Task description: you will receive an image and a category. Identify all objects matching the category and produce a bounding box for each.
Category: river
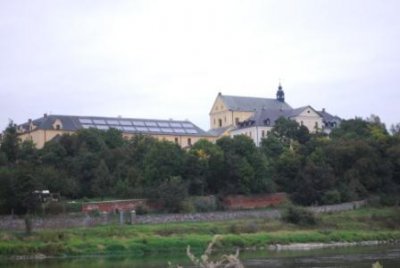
[1,244,399,267]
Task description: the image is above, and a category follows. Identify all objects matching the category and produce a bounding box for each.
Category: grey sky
[1,0,399,131]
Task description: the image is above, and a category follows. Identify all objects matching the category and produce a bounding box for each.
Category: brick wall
[82,199,147,213]
[222,193,287,210]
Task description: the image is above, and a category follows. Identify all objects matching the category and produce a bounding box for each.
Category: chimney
[44,113,48,118]
[322,108,326,113]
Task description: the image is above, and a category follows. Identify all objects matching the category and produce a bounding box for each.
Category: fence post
[119,211,124,225]
[101,211,108,225]
[131,210,136,224]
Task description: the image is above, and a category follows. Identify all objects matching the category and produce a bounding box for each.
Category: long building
[17,114,215,149]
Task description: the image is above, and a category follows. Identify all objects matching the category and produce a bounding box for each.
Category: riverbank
[0,207,399,259]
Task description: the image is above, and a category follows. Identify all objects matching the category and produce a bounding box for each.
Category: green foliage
[144,141,185,186]
[0,122,19,163]
[283,206,318,226]
[216,136,274,195]
[155,176,189,213]
[1,115,400,212]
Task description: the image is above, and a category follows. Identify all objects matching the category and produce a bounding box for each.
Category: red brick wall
[82,199,147,213]
[222,193,287,210]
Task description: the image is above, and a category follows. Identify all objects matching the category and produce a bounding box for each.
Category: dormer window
[52,119,63,130]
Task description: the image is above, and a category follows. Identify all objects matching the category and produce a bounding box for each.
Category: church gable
[296,106,321,118]
[209,94,227,114]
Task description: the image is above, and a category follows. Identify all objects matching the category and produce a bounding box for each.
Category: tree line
[1,115,400,214]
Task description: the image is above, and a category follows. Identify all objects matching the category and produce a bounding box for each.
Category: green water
[1,244,399,267]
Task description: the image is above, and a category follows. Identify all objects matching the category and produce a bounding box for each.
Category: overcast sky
[1,0,399,131]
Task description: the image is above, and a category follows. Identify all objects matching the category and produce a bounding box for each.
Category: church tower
[276,83,285,102]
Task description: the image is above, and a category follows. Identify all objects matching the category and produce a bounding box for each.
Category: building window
[300,121,304,126]
[249,131,252,137]
[218,119,222,127]
[235,118,239,125]
[55,124,61,130]
[261,130,265,137]
[175,137,178,143]
[188,138,192,146]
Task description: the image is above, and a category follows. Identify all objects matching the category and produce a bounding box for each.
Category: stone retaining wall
[0,200,366,231]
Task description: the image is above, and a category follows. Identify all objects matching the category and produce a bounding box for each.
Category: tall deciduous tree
[0,121,19,163]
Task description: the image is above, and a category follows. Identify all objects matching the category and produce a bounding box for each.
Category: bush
[180,200,196,213]
[135,204,149,215]
[65,201,82,213]
[155,176,189,213]
[283,206,318,226]
[321,190,341,205]
[44,202,65,215]
[379,194,400,206]
[192,196,217,212]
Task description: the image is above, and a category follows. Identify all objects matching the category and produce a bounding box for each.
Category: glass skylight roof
[149,127,161,132]
[170,122,182,127]
[133,121,145,126]
[79,118,93,124]
[182,123,193,128]
[185,129,198,134]
[82,124,95,129]
[174,128,185,133]
[119,120,132,126]
[145,121,157,127]
[123,126,136,131]
[77,117,204,136]
[158,122,170,127]
[113,126,124,131]
[136,127,148,132]
[93,119,106,124]
[161,128,173,132]
[107,120,119,125]
[96,125,109,130]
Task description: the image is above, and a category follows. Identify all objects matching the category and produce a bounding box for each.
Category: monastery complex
[15,85,341,148]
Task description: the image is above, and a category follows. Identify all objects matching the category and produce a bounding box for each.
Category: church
[208,84,341,146]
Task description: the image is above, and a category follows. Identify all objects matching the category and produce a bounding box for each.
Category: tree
[91,160,112,199]
[390,123,400,137]
[188,139,224,195]
[103,128,125,149]
[216,136,274,195]
[143,140,185,187]
[0,121,19,163]
[155,176,188,213]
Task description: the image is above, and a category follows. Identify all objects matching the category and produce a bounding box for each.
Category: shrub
[192,196,217,212]
[379,194,399,206]
[283,206,318,226]
[44,202,65,215]
[321,190,341,205]
[180,200,196,213]
[65,201,82,213]
[135,204,149,215]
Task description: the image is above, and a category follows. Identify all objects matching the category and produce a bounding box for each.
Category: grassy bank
[0,207,399,258]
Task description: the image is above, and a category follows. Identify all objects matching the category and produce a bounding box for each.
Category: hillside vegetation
[1,115,400,214]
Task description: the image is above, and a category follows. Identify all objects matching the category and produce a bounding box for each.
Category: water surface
[2,244,399,268]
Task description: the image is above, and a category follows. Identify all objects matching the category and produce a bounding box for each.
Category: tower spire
[276,83,285,102]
